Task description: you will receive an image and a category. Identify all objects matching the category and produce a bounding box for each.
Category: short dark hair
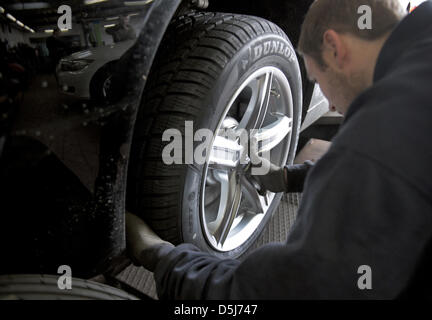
[298,0,406,69]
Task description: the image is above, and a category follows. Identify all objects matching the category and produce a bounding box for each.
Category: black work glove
[126,212,175,272]
[250,157,314,194]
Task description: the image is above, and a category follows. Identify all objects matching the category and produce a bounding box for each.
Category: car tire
[0,274,138,300]
[127,12,302,258]
[89,62,117,105]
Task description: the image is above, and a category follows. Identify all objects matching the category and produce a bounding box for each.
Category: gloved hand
[126,212,175,272]
[249,157,314,194]
[248,157,288,194]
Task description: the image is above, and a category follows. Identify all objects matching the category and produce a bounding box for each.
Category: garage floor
[115,193,301,299]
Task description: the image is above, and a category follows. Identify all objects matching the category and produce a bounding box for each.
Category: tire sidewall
[180,33,302,258]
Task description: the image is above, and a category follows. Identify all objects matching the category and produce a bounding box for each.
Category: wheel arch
[75,0,184,277]
[89,60,118,100]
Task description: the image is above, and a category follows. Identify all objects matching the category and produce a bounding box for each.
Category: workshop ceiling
[0,0,149,32]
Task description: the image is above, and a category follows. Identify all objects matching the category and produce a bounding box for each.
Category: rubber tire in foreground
[127,12,302,258]
[0,274,138,300]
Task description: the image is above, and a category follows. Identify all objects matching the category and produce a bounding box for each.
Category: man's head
[298,0,406,114]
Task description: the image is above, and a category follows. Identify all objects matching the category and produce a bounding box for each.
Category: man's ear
[322,30,347,70]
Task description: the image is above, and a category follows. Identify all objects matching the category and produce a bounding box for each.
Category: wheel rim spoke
[207,170,230,233]
[251,115,292,153]
[209,170,242,247]
[238,71,274,131]
[240,175,265,214]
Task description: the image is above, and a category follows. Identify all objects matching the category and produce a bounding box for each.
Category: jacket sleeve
[284,161,314,193]
[153,146,432,299]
